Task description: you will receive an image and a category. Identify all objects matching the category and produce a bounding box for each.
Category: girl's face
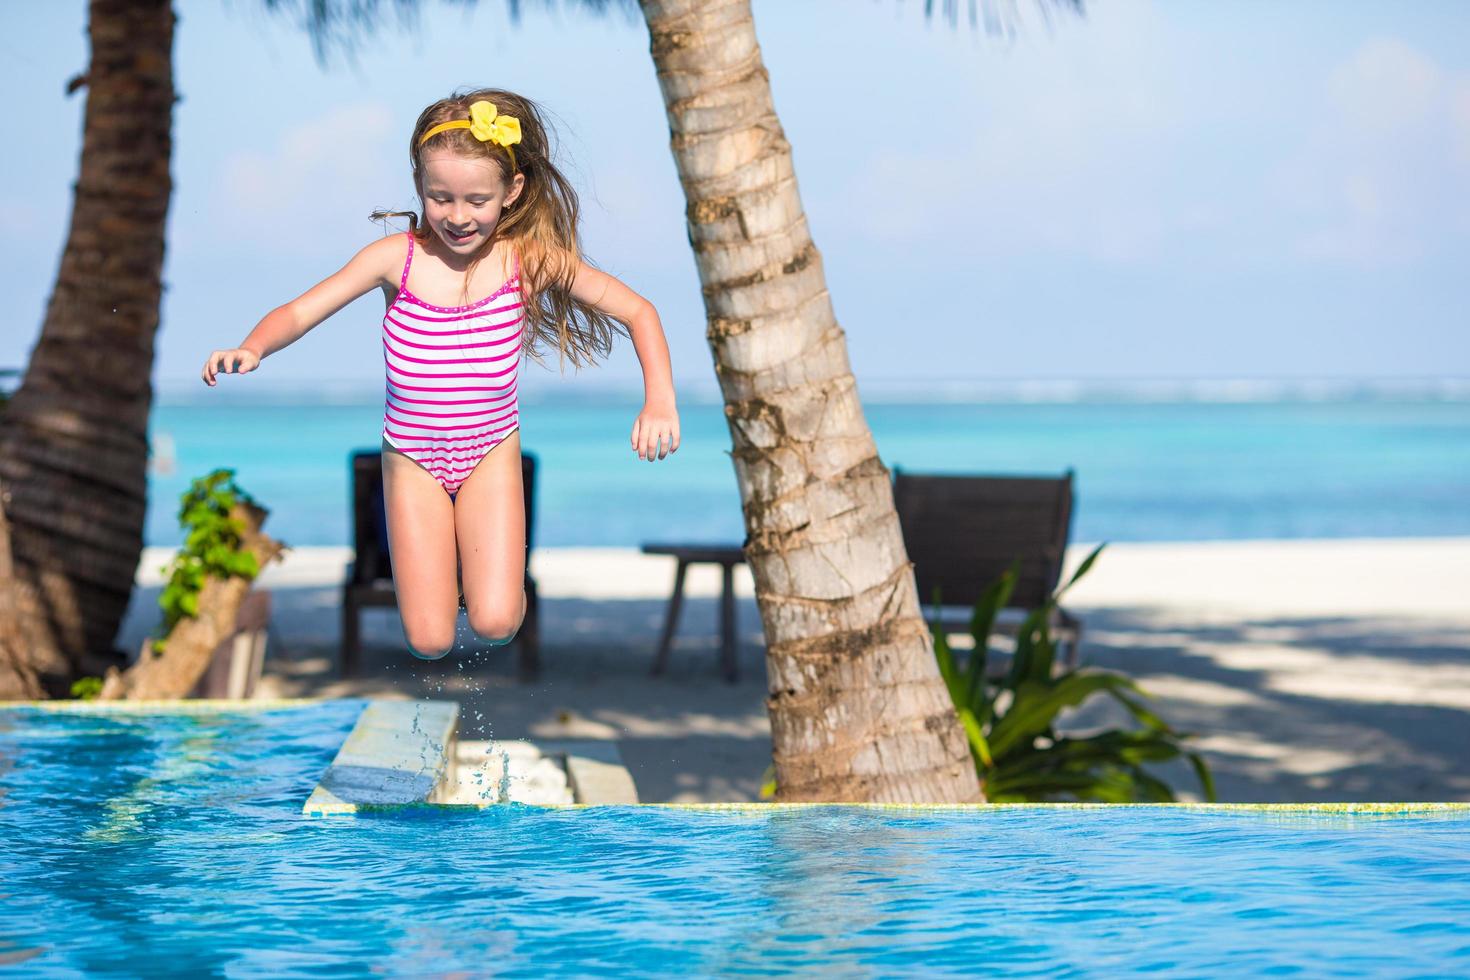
[419,151,523,256]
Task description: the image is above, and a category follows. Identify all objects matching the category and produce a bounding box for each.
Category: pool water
[3,702,1469,975]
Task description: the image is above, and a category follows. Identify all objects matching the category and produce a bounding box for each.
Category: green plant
[758,764,777,800]
[70,676,104,700]
[150,469,264,656]
[932,544,1216,803]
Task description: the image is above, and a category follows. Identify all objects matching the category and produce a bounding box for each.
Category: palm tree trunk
[0,501,45,699]
[639,0,982,802]
[0,0,175,698]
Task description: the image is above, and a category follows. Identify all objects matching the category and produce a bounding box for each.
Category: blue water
[4,703,1470,975]
[142,393,1470,548]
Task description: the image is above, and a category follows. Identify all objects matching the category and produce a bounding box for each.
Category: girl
[201,89,679,660]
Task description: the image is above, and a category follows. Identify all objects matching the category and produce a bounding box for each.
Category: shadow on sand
[116,584,1470,804]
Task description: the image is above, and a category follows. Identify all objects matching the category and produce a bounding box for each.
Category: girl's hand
[201,348,261,386]
[632,401,680,461]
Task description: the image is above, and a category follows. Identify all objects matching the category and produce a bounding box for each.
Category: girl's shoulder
[353,232,414,285]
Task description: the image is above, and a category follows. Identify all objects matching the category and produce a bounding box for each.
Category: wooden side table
[641,543,747,683]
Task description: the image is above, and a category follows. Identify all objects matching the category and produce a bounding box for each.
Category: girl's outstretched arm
[570,262,679,462]
[201,236,400,385]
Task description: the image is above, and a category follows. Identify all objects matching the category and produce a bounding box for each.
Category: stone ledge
[448,740,573,805]
[443,739,639,805]
[303,700,458,816]
[538,740,640,805]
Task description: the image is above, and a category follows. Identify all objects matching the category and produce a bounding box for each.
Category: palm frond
[258,0,640,65]
[916,0,1086,37]
[262,0,1086,66]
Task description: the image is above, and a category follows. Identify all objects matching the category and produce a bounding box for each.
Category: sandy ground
[118,539,1470,804]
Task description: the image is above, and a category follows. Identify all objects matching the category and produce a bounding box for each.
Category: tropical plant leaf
[987,767,1137,803]
[1186,751,1218,802]
[995,730,1184,778]
[931,539,1213,805]
[929,592,967,710]
[1005,605,1049,688]
[758,764,777,800]
[988,672,1146,758]
[1124,764,1178,802]
[1055,542,1106,600]
[957,706,993,768]
[1023,608,1057,687]
[1107,688,1173,733]
[963,561,1016,703]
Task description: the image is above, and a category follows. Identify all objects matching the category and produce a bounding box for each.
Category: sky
[2,0,1467,397]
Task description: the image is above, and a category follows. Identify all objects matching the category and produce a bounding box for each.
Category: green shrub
[150,469,264,656]
[69,676,104,700]
[932,545,1216,803]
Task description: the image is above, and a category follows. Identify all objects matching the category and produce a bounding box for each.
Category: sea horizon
[137,384,1470,550]
[150,374,1470,407]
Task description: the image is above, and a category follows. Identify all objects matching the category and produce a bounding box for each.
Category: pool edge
[0,697,330,713]
[5,701,1466,816]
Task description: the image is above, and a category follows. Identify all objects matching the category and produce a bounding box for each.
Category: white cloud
[830,23,1470,272]
[826,0,1193,265]
[212,102,402,248]
[1452,79,1470,165]
[1326,38,1440,135]
[1268,36,1470,265]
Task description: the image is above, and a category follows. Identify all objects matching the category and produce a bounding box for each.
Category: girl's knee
[402,622,455,660]
[467,601,525,646]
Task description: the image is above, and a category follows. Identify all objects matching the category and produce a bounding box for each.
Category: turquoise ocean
[143,384,1470,549]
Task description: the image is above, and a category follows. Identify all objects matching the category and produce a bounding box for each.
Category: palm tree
[0,0,1079,803]
[0,0,174,699]
[637,0,982,801]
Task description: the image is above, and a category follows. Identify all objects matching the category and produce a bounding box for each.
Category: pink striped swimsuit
[381,232,523,495]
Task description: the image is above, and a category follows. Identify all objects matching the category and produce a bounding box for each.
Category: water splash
[493,746,511,803]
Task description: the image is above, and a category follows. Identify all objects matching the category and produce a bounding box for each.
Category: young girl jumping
[201,89,679,660]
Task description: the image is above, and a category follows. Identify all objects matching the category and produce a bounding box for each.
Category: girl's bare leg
[454,428,528,645]
[380,437,460,659]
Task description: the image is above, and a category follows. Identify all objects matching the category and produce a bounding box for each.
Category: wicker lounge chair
[892,467,1083,669]
[340,449,541,680]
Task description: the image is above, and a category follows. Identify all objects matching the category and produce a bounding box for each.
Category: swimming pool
[3,701,1469,975]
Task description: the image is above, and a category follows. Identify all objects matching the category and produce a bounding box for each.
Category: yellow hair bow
[419,100,522,171]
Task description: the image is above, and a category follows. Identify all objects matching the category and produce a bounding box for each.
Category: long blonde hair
[372,88,626,370]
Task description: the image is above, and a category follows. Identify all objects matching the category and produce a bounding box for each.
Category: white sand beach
[119,538,1470,803]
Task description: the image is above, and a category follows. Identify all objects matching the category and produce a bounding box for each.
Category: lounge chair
[892,468,1083,669]
[340,450,541,680]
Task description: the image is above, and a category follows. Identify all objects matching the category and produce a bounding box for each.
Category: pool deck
[299,701,640,814]
[110,539,1470,805]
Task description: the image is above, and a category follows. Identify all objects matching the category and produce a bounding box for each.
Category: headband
[419,100,522,172]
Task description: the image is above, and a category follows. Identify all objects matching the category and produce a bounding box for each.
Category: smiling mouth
[446,228,476,242]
